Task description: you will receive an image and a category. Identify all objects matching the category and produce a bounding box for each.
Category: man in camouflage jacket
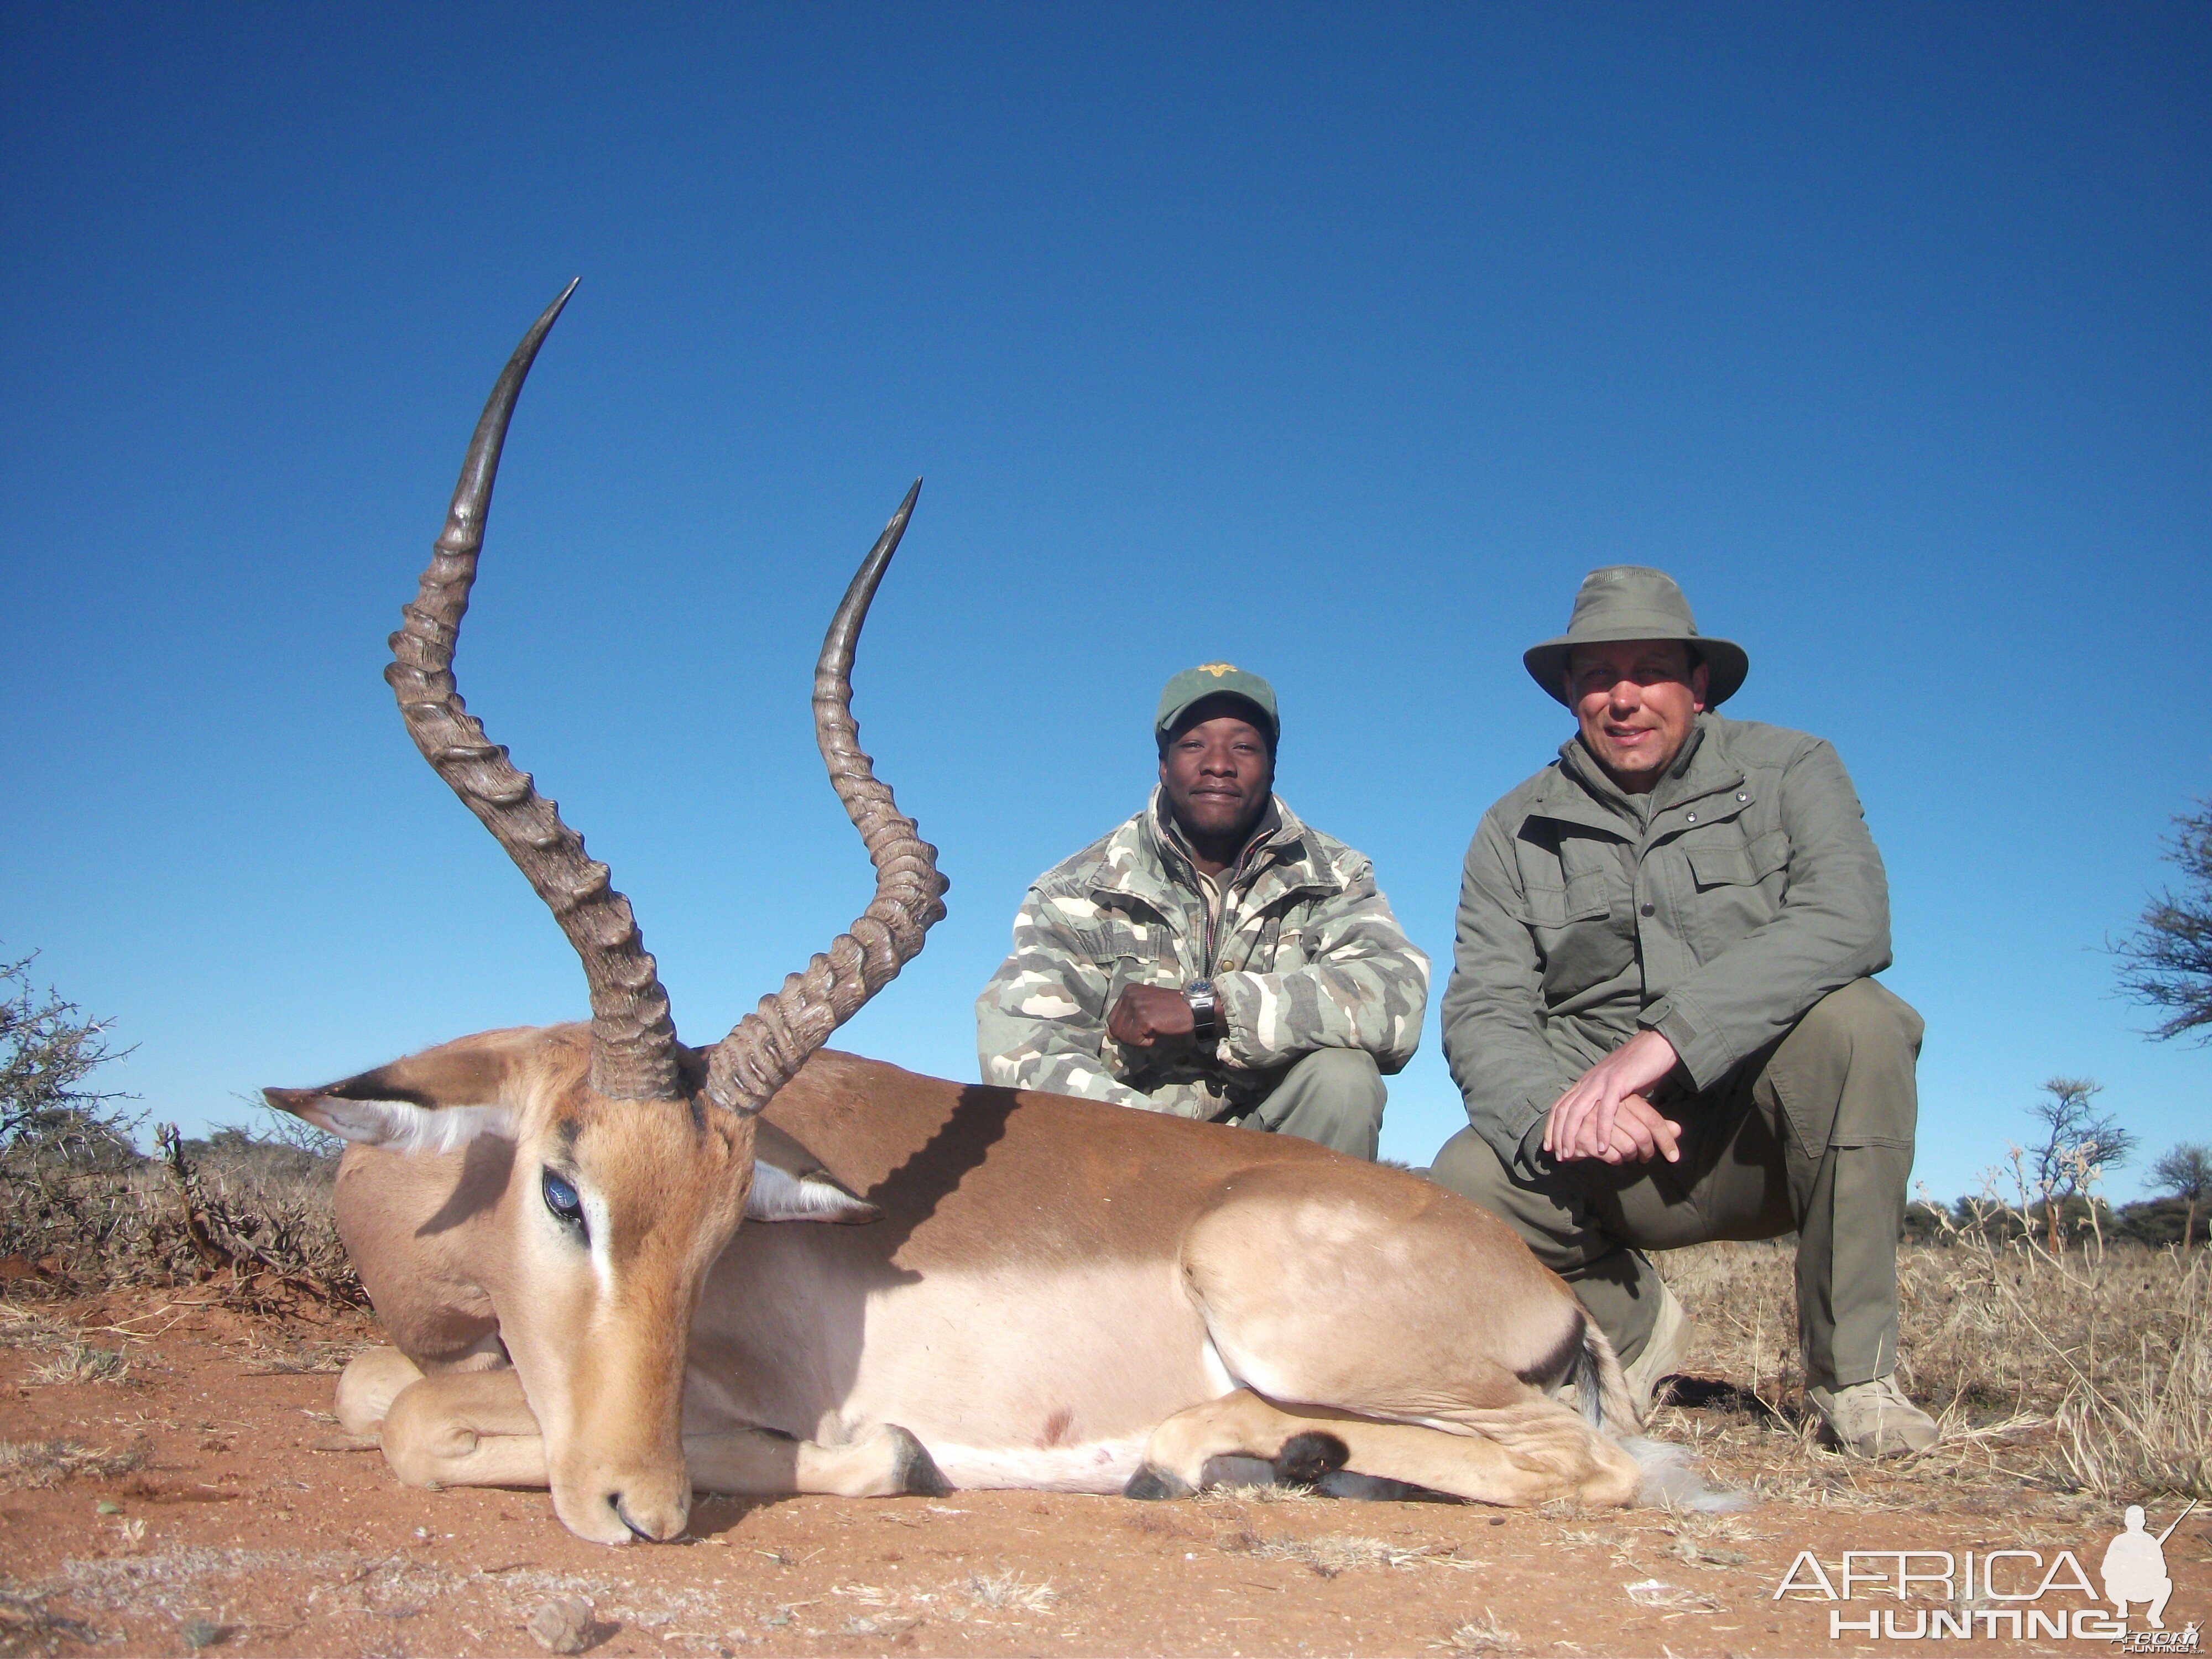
[975,665,1428,1157]
[1431,566,1936,1457]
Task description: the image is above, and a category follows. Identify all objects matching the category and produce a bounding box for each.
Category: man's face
[1566,639,1708,791]
[1159,707,1274,845]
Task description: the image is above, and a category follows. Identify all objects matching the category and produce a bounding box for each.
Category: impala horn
[388,282,947,1110]
[385,279,683,1102]
[704,481,948,1115]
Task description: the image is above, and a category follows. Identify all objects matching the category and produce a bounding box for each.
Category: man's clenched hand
[1543,1029,1684,1165]
[1108,984,1197,1047]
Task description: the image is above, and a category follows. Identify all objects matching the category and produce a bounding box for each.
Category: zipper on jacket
[1196,832,1272,975]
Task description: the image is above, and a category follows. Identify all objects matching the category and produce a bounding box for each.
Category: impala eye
[541,1168,586,1234]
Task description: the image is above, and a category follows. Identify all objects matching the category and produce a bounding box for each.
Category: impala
[268,286,1675,1546]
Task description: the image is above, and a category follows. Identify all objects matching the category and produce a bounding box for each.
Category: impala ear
[264,1091,514,1154]
[744,1121,880,1223]
[263,1029,540,1154]
[745,1160,881,1224]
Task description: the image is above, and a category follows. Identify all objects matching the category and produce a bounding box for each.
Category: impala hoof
[1123,1464,1194,1501]
[888,1427,949,1498]
[1271,1431,1348,1487]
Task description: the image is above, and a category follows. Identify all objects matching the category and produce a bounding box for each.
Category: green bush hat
[1155,663,1280,751]
[1522,565,1750,708]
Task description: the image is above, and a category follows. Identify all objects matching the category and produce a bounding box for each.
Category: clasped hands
[1542,1028,1685,1166]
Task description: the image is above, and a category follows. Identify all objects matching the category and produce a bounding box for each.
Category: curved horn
[385,281,684,1103]
[705,483,949,1115]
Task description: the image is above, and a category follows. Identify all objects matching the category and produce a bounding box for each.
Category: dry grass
[959,1570,1058,1613]
[1195,1479,1320,1505]
[1249,1533,1402,1575]
[0,1307,76,1350]
[234,1337,358,1375]
[1662,1233,2210,1500]
[0,1587,98,1659]
[1436,1610,1522,1654]
[24,1342,127,1386]
[0,1125,361,1306]
[1211,1521,1481,1577]
[0,1436,150,1490]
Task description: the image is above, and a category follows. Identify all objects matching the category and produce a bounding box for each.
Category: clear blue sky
[3,4,2205,1202]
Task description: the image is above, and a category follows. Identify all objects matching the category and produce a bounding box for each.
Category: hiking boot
[1807,1375,1938,1457]
[1620,1282,1693,1420]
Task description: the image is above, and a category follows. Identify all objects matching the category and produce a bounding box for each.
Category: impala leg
[1128,1389,1641,1509]
[335,1347,427,1436]
[686,1425,948,1499]
[380,1369,550,1490]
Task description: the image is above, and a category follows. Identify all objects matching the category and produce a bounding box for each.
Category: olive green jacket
[1441,713,1892,1170]
[977,789,1430,1119]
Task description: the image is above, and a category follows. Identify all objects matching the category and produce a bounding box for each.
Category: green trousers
[1227,1047,1386,1160]
[1428,979,1922,1389]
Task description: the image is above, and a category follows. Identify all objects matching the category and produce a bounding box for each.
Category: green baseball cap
[1155,663,1279,749]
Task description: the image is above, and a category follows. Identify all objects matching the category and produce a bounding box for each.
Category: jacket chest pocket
[1218,910,1293,977]
[1073,914,1185,997]
[1521,838,1635,1004]
[1677,826,1788,961]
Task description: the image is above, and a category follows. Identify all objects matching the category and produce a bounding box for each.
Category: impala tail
[1568,1323,1751,1512]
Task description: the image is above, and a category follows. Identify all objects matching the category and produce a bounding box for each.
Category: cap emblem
[1197,662,1238,677]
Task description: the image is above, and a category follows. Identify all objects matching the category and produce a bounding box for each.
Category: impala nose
[611,1490,688,1543]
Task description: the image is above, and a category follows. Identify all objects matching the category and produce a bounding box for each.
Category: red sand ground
[2,1287,2204,1658]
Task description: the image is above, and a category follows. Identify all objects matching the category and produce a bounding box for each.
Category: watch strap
[1185,979,1219,1041]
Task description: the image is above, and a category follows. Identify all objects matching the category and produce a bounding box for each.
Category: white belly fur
[690,1252,1228,1485]
[928,1330,1243,1493]
[838,1260,1214,1438]
[926,1437,1151,1494]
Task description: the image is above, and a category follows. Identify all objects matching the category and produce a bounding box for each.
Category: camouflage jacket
[975,789,1430,1119]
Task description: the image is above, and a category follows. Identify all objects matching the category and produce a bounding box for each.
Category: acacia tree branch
[2115,799,2212,1041]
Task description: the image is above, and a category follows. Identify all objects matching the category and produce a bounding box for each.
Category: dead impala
[268,285,1671,1546]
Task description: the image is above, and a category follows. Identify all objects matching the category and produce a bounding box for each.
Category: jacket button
[1640,902,1655,917]
[1685,812,1697,823]
[1736,791,1747,802]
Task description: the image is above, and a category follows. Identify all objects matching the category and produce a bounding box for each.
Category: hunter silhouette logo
[2105,1500,2195,1629]
[1196,662,1239,676]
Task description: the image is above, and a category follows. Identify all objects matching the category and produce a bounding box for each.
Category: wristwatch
[1185,979,1219,1041]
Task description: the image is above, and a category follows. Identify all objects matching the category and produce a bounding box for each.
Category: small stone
[96,1500,123,1515]
[180,1620,222,1650]
[528,1595,593,1654]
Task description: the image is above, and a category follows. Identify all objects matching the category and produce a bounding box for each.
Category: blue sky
[2,3,2205,1202]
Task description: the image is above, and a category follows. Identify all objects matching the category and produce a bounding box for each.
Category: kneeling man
[1431,567,1934,1454]
[978,665,1428,1156]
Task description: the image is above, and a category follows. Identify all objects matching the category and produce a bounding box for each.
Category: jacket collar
[1084,788,1341,915]
[1155,789,1285,874]
[1534,714,1749,836]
